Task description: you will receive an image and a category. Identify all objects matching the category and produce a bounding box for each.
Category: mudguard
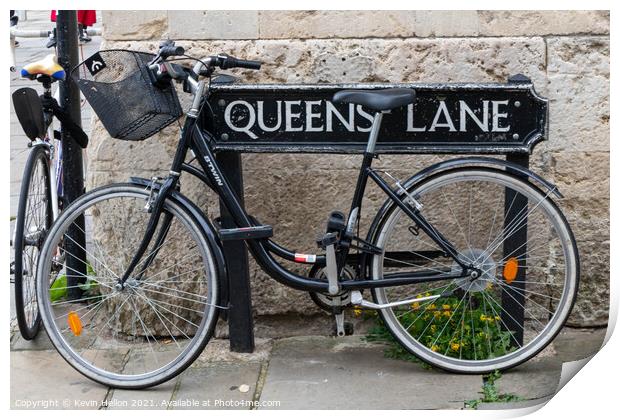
[128,177,228,307]
[398,157,562,199]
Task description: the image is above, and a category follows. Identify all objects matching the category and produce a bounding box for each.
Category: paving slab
[258,335,483,409]
[491,327,607,403]
[493,358,561,401]
[551,327,606,362]
[171,362,263,410]
[11,350,110,409]
[107,379,179,410]
[11,328,55,351]
[193,338,273,365]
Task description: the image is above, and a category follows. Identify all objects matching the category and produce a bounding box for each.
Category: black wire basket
[72,50,183,141]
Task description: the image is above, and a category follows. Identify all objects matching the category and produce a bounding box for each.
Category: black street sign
[205,79,547,154]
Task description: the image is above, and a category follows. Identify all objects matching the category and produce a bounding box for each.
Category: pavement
[10,326,606,410]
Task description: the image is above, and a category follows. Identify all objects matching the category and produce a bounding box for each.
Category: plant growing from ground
[465,370,522,409]
[364,292,516,365]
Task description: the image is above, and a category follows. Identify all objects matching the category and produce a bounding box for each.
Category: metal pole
[216,152,255,353]
[56,11,85,299]
[501,152,528,347]
[500,74,532,347]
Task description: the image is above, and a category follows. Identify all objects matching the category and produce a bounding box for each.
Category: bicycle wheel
[14,145,52,340]
[36,183,220,389]
[368,168,579,373]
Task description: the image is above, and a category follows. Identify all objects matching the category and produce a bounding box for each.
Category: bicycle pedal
[219,225,273,241]
[316,231,338,249]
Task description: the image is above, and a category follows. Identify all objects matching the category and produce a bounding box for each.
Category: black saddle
[332,88,416,112]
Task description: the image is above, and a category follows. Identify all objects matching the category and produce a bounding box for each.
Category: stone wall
[91,10,609,330]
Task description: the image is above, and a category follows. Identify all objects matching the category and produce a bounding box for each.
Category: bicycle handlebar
[149,44,262,88]
[212,54,262,70]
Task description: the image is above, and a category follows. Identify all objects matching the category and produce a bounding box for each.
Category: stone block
[549,152,610,201]
[414,11,480,37]
[168,10,258,40]
[102,10,168,40]
[546,37,609,152]
[478,11,609,36]
[258,10,416,39]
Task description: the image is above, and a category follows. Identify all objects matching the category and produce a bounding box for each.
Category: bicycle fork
[116,175,178,290]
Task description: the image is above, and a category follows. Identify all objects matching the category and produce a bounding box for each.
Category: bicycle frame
[119,82,475,294]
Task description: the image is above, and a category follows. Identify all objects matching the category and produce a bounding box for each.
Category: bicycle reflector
[503,258,519,284]
[67,311,83,336]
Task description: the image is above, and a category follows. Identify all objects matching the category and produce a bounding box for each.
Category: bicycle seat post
[366,111,385,154]
[36,75,53,97]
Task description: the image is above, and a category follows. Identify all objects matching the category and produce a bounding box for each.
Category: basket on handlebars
[71,50,183,141]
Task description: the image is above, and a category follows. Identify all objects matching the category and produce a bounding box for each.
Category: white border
[3,1,615,418]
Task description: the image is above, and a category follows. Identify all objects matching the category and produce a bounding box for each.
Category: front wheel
[36,183,220,389]
[368,168,579,373]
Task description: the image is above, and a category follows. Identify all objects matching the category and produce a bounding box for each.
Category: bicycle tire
[36,183,220,389]
[14,145,52,340]
[368,167,579,373]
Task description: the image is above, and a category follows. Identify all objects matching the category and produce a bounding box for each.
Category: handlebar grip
[160,45,185,58]
[234,59,262,70]
[217,54,262,70]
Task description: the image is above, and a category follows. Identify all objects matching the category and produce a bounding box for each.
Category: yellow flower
[425,292,431,297]
[428,304,436,310]
[450,343,460,351]
[416,294,423,299]
[353,308,362,317]
[480,314,487,321]
[433,311,442,318]
[411,302,420,310]
[494,315,501,321]
[442,304,451,310]
[431,325,437,333]
[431,345,440,352]
[443,310,451,317]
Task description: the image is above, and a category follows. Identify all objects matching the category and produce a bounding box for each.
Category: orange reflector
[68,311,82,336]
[503,258,519,284]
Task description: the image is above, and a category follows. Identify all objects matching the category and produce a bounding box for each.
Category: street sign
[206,78,547,154]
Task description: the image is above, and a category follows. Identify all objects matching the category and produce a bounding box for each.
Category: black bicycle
[36,42,579,389]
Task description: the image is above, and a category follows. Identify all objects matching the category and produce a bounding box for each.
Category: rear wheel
[369,168,579,373]
[14,145,52,340]
[36,184,220,389]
